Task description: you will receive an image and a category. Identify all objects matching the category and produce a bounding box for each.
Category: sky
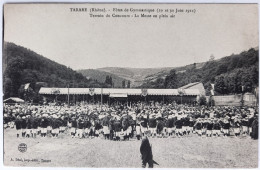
[4,3,259,70]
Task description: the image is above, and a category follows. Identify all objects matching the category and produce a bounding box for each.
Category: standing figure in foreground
[140,136,154,168]
[251,114,258,140]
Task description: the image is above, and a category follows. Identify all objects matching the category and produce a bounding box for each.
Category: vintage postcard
[2,2,259,168]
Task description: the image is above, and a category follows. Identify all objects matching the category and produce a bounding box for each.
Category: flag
[89,88,95,96]
[210,84,214,90]
[210,89,214,96]
[210,84,215,96]
[24,83,30,90]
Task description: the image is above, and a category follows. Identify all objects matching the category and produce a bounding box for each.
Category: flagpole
[101,87,103,107]
[68,84,70,107]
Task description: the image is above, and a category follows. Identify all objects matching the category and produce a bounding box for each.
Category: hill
[141,62,206,85]
[140,47,259,95]
[85,63,206,87]
[4,41,258,99]
[78,67,176,87]
[98,67,175,87]
[77,69,127,88]
[3,42,105,100]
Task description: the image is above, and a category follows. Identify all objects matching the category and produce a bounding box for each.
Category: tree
[127,80,131,88]
[3,42,107,99]
[105,75,110,86]
[216,64,228,75]
[154,78,165,88]
[199,96,207,106]
[5,56,25,97]
[209,54,215,61]
[214,76,227,94]
[3,76,13,98]
[164,69,178,88]
[208,96,215,106]
[204,82,212,96]
[122,80,126,88]
[105,76,113,87]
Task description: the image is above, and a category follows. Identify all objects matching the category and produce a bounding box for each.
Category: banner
[141,89,148,96]
[89,88,95,96]
[51,88,60,95]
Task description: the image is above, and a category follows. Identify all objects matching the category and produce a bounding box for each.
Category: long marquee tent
[39,87,200,96]
[39,87,201,104]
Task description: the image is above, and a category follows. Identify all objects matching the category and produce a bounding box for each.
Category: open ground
[4,129,258,168]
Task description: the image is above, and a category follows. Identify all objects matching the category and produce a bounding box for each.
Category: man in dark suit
[251,114,258,140]
[140,136,154,168]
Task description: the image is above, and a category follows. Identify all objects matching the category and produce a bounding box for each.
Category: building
[4,97,25,104]
[179,82,206,96]
[39,87,201,105]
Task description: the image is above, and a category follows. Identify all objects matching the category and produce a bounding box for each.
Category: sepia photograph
[2,2,259,168]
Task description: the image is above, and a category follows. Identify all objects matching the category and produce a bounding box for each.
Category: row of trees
[104,76,114,87]
[122,80,131,88]
[3,42,105,100]
[104,75,131,88]
[140,48,259,95]
[214,65,258,94]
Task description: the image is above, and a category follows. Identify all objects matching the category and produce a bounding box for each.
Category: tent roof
[109,93,128,98]
[179,82,202,89]
[39,87,200,96]
[4,97,25,103]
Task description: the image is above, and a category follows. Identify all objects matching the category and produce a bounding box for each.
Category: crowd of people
[3,101,259,140]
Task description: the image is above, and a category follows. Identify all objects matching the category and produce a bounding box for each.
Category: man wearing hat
[14,115,22,138]
[84,117,92,138]
[40,116,49,137]
[175,114,183,137]
[148,114,157,137]
[46,115,52,136]
[241,117,249,136]
[77,117,85,139]
[212,118,221,137]
[59,115,67,133]
[201,118,208,136]
[248,114,255,136]
[51,115,61,138]
[21,116,27,138]
[223,117,230,137]
[188,117,195,135]
[156,117,165,137]
[182,115,190,136]
[251,114,258,139]
[71,117,77,138]
[136,115,142,140]
[102,116,110,140]
[140,115,148,137]
[194,118,202,137]
[36,114,42,135]
[31,115,39,138]
[114,118,122,141]
[166,115,174,137]
[140,136,154,168]
[233,116,241,137]
[206,118,214,137]
[108,117,115,140]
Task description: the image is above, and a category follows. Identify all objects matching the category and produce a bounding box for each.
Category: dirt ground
[3,128,258,168]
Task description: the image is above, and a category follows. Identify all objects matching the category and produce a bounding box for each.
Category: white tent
[4,97,25,103]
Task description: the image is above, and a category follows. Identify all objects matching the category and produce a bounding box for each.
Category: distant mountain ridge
[78,46,258,95]
[78,63,206,87]
[78,67,175,87]
[77,69,127,88]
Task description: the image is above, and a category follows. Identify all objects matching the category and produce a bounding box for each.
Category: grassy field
[4,128,258,168]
